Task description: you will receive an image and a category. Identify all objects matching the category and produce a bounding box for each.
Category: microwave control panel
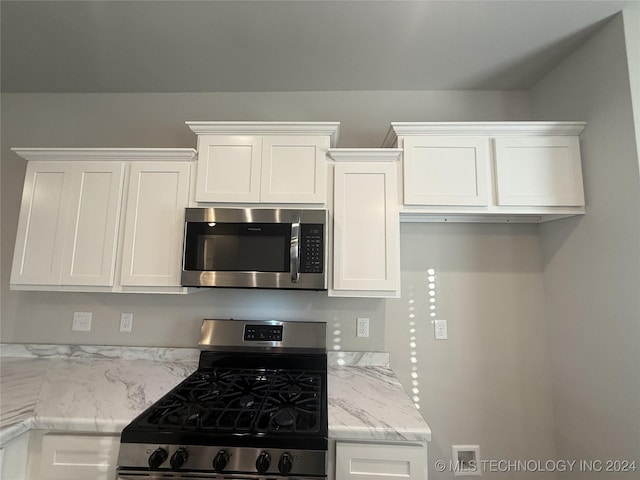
[300,224,324,273]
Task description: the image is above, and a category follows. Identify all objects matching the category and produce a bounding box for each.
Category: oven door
[117,470,326,479]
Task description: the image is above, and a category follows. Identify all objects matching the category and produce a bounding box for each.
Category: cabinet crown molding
[11,148,197,162]
[185,121,340,147]
[382,121,587,147]
[329,148,402,162]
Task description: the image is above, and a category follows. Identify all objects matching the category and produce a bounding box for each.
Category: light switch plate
[72,312,92,331]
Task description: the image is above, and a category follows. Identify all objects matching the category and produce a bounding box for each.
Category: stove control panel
[119,444,326,476]
[244,325,283,342]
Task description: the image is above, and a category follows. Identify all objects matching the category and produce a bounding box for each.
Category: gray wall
[386,223,556,480]
[530,13,640,479]
[0,90,529,350]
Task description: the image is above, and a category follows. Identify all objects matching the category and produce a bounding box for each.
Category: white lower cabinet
[10,148,196,293]
[329,149,401,298]
[25,431,119,480]
[0,431,31,480]
[335,441,428,480]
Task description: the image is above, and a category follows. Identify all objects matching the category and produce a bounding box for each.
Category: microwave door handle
[290,219,300,283]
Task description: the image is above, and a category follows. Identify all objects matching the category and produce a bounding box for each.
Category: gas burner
[280,384,302,401]
[272,407,298,428]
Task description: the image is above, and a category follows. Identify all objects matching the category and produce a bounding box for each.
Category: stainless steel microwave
[181,208,327,290]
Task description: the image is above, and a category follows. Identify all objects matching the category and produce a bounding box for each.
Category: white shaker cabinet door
[195,135,262,203]
[494,136,585,206]
[11,161,125,286]
[260,135,328,204]
[332,161,400,296]
[120,162,190,286]
[11,161,72,285]
[403,136,489,206]
[38,433,119,480]
[60,162,125,286]
[335,442,428,480]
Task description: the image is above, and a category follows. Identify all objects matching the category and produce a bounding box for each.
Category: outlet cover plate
[356,317,369,337]
[72,312,92,331]
[452,445,481,476]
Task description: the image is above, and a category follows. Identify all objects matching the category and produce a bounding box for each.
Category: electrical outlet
[356,317,369,337]
[72,312,92,331]
[452,445,481,476]
[120,313,133,332]
[434,319,448,340]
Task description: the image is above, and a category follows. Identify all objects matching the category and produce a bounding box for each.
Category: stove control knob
[213,449,229,472]
[170,447,189,471]
[256,451,271,474]
[148,447,168,469]
[278,452,293,474]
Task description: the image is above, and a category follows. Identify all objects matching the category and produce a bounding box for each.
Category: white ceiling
[1,0,637,93]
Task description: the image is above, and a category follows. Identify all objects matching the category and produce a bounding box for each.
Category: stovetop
[118,319,328,477]
[121,352,328,450]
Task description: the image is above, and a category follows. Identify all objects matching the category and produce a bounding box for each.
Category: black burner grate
[136,368,323,435]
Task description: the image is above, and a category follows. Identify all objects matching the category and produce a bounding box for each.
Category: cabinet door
[494,136,585,206]
[332,163,400,296]
[195,135,262,202]
[260,136,328,203]
[11,162,72,285]
[60,162,125,286]
[11,162,124,287]
[0,430,30,480]
[39,433,119,480]
[335,442,428,480]
[120,162,190,286]
[403,136,489,206]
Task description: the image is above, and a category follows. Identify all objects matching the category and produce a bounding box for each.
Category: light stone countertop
[0,345,430,447]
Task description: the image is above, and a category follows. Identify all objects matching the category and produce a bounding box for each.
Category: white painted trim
[185,121,340,147]
[11,148,197,162]
[328,148,402,162]
[381,121,587,147]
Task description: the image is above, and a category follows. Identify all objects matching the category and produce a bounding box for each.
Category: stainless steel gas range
[116,319,328,479]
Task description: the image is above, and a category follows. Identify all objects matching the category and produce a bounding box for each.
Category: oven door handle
[290,217,301,283]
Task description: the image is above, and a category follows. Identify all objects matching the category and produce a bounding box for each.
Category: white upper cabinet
[403,135,489,206]
[11,160,125,286]
[187,122,339,204]
[120,162,191,287]
[260,135,329,203]
[194,135,262,203]
[10,148,196,293]
[494,136,584,206]
[383,122,587,222]
[329,149,401,298]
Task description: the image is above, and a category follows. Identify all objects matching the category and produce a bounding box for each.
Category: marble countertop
[0,345,430,447]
